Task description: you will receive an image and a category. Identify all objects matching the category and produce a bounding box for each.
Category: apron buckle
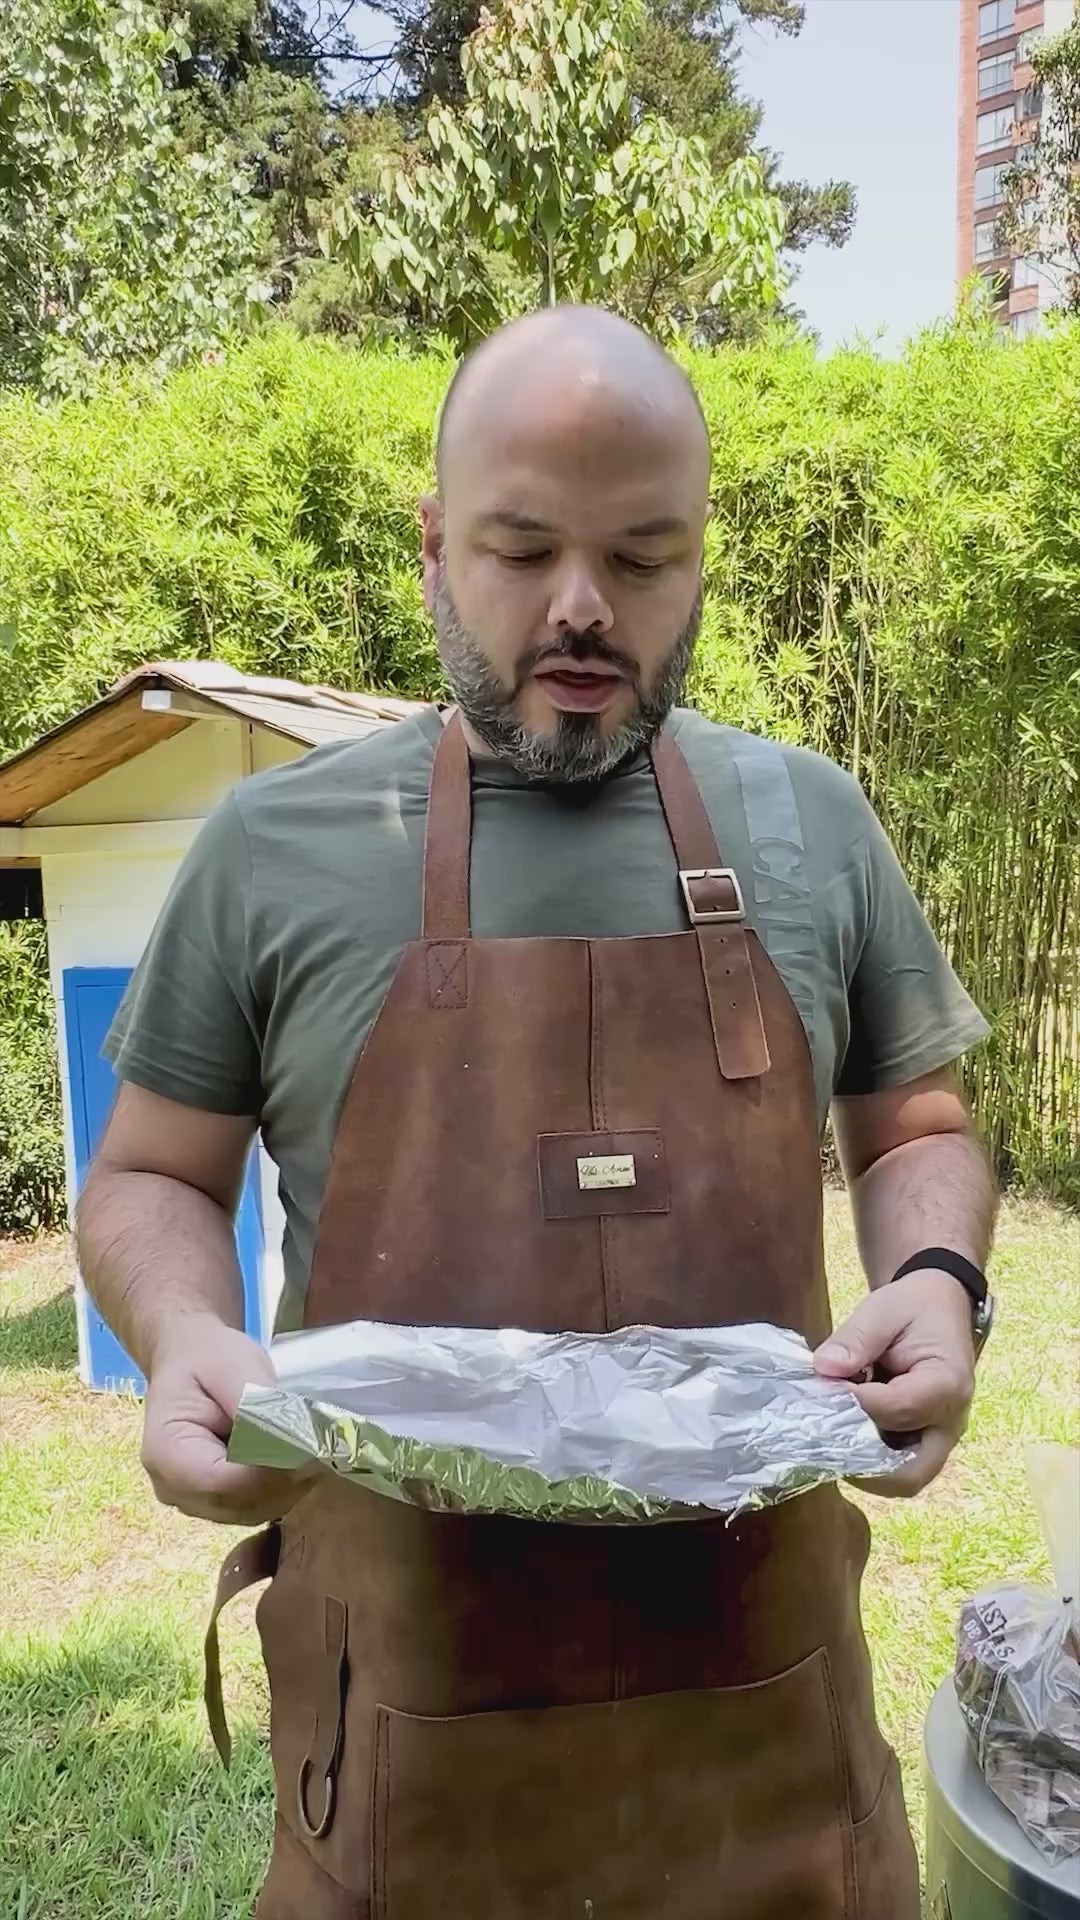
[679,867,746,925]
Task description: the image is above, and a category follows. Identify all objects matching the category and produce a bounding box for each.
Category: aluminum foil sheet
[228,1318,915,1523]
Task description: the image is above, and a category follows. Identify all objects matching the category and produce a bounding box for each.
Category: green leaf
[612,144,633,180]
[564,14,582,57]
[553,51,571,88]
[539,197,561,242]
[613,226,636,268]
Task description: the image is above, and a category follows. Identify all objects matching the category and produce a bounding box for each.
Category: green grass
[1,1200,1077,1917]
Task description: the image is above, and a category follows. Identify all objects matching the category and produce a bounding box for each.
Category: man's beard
[433,564,702,784]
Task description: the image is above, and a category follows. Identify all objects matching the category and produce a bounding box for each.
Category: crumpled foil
[228,1318,915,1523]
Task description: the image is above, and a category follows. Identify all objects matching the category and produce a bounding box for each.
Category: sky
[343,0,963,356]
[738,0,961,353]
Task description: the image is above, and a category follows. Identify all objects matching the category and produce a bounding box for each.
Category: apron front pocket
[371,1646,855,1920]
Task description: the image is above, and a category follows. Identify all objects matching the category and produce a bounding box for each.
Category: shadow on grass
[0,1288,78,1372]
[0,1614,272,1919]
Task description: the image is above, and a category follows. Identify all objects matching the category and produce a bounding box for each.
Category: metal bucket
[924,1677,1080,1919]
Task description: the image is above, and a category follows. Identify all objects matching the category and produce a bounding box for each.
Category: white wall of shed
[37,769,292,1369]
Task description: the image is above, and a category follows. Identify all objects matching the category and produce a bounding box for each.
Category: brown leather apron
[207,711,921,1919]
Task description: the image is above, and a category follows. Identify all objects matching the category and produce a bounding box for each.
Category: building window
[1016,140,1038,168]
[975,163,1009,209]
[977,106,1014,152]
[1015,86,1043,123]
[974,221,1001,261]
[980,267,1010,308]
[1016,26,1042,62]
[1013,255,1040,289]
[978,52,1014,97]
[1012,308,1040,339]
[978,0,1014,42]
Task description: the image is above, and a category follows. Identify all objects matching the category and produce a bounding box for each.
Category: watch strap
[890,1246,988,1308]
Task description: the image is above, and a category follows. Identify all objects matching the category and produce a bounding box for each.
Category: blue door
[63,967,264,1391]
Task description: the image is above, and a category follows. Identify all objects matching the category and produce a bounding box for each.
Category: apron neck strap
[422,708,472,938]
[420,711,739,938]
[649,728,723,871]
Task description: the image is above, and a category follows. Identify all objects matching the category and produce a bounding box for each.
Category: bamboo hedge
[0,314,1077,1222]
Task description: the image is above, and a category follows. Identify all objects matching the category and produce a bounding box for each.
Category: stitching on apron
[372,1707,390,1920]
[588,946,620,1328]
[587,943,605,1131]
[426,943,468,1009]
[820,1647,858,1918]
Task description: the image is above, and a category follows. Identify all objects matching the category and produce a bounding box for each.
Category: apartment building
[956,0,1075,334]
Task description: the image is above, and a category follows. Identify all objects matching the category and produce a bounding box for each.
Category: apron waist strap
[204,1521,281,1767]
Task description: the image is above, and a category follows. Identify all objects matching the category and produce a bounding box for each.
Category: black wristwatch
[890,1247,994,1357]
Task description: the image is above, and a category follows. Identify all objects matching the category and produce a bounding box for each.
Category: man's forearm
[847,1129,998,1292]
[76,1169,244,1376]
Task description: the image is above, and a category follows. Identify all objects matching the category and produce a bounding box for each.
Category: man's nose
[547,561,614,636]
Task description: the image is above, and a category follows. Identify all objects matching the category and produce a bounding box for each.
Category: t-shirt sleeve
[836,797,990,1097]
[103,791,262,1115]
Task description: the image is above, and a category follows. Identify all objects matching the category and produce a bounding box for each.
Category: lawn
[1,1195,1077,1918]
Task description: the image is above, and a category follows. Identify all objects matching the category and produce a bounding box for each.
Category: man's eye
[498,551,549,567]
[615,556,664,575]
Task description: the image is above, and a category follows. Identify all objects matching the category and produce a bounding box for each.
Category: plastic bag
[954,1442,1080,1864]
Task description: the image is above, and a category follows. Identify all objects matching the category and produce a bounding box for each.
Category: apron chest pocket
[371,1647,855,1920]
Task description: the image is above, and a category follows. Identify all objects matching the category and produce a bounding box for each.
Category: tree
[998,17,1080,314]
[627,0,852,254]
[364,0,854,312]
[327,0,785,347]
[0,0,269,393]
[159,0,409,316]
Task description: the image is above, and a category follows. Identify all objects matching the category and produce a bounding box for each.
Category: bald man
[79,305,993,1919]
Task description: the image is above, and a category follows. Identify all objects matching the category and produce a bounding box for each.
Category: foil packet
[229,1318,913,1523]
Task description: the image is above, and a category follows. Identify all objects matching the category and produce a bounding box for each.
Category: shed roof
[0,660,426,825]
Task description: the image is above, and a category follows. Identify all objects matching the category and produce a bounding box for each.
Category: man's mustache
[513,629,640,695]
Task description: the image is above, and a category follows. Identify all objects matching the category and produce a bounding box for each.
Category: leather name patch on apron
[536,1130,670,1218]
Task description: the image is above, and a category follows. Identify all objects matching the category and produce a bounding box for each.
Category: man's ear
[418,494,444,613]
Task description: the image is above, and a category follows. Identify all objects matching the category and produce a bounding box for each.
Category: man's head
[420,305,711,783]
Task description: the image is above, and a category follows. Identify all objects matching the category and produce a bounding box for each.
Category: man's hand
[813,1270,977,1497]
[141,1313,317,1526]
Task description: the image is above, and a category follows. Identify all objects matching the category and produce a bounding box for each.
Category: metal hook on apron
[295,1594,350,1842]
[297,1755,337,1840]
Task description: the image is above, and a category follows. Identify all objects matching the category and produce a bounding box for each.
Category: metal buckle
[297,1756,336,1839]
[678,867,746,926]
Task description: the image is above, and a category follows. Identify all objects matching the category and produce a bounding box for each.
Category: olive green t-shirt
[105,707,988,1331]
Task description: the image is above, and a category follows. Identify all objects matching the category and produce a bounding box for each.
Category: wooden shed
[0,660,423,1390]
